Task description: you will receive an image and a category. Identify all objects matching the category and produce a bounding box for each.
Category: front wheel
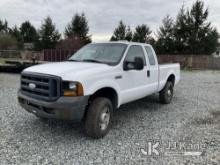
[159,81,174,104]
[85,97,113,139]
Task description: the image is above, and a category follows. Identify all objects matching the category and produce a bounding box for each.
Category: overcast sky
[0,0,219,42]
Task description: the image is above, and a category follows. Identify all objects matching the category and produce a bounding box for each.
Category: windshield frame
[68,43,128,66]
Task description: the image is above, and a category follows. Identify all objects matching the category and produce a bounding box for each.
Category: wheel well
[167,74,175,85]
[89,87,118,110]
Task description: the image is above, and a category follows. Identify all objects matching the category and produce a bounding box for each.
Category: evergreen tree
[173,1,219,54]
[9,26,23,49]
[125,26,133,41]
[64,13,91,44]
[187,0,218,54]
[20,21,38,43]
[0,19,10,34]
[110,21,126,41]
[132,24,152,43]
[148,37,156,48]
[173,5,189,54]
[201,28,219,54]
[110,21,133,41]
[156,15,175,54]
[38,16,61,50]
[0,34,17,49]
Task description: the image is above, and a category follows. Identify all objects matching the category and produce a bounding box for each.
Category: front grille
[20,72,61,101]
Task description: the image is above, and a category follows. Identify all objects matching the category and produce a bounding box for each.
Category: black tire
[159,81,174,104]
[85,97,113,139]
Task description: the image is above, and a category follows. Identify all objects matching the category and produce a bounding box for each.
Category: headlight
[62,81,84,96]
[69,82,77,90]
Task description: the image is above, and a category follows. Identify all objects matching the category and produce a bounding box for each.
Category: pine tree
[173,1,219,55]
[187,0,218,54]
[0,34,17,49]
[20,21,38,43]
[0,19,10,34]
[156,15,175,54]
[125,26,133,41]
[9,26,23,49]
[132,24,152,43]
[110,21,133,41]
[110,21,126,41]
[173,5,189,54]
[38,16,61,50]
[64,13,91,44]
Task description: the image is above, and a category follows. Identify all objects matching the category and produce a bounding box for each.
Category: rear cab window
[145,46,156,65]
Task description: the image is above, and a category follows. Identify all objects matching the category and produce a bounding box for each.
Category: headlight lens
[62,81,84,96]
[69,82,77,90]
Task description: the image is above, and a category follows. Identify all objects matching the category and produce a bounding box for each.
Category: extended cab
[18,41,180,138]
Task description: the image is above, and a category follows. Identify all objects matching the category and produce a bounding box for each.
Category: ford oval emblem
[29,83,36,89]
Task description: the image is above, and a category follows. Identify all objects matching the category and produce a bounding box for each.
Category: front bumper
[17,90,89,121]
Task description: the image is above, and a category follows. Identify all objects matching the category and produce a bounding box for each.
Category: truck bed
[158,63,180,91]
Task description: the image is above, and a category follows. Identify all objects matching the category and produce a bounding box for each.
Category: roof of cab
[94,40,151,47]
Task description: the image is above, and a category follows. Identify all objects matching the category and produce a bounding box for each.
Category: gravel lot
[0,71,220,164]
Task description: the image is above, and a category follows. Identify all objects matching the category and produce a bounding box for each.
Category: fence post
[49,49,52,61]
[187,56,193,68]
[59,49,61,61]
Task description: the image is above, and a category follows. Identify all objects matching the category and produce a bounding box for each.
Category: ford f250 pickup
[18,41,180,138]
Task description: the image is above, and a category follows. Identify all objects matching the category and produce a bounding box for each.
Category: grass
[0,58,5,64]
[0,57,24,64]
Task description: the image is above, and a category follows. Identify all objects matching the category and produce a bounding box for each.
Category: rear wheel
[85,97,113,139]
[159,81,174,104]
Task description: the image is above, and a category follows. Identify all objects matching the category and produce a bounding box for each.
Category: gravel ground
[0,71,220,165]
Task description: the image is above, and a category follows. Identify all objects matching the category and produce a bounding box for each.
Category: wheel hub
[99,107,110,131]
[167,89,172,96]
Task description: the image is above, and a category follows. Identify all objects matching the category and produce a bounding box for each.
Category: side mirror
[123,57,144,71]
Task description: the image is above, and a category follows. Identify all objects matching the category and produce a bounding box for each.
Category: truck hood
[23,62,112,79]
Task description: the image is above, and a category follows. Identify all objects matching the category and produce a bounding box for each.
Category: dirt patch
[192,109,220,125]
[204,81,220,84]
[211,110,220,118]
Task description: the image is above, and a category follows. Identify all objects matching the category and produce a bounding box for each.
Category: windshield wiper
[67,59,81,62]
[68,59,107,64]
[82,59,103,64]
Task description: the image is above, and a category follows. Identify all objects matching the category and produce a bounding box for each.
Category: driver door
[120,45,150,104]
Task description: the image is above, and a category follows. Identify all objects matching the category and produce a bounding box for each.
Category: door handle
[115,75,122,79]
[147,70,150,77]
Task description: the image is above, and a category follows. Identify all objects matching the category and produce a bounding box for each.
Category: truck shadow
[117,94,160,113]
[48,95,157,125]
[21,94,164,141]
[111,94,163,128]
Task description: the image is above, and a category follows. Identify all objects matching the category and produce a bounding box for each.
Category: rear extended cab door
[143,45,159,93]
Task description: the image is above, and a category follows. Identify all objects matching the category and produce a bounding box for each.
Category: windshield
[68,43,127,65]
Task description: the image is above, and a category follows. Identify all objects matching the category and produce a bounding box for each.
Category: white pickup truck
[18,41,180,138]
